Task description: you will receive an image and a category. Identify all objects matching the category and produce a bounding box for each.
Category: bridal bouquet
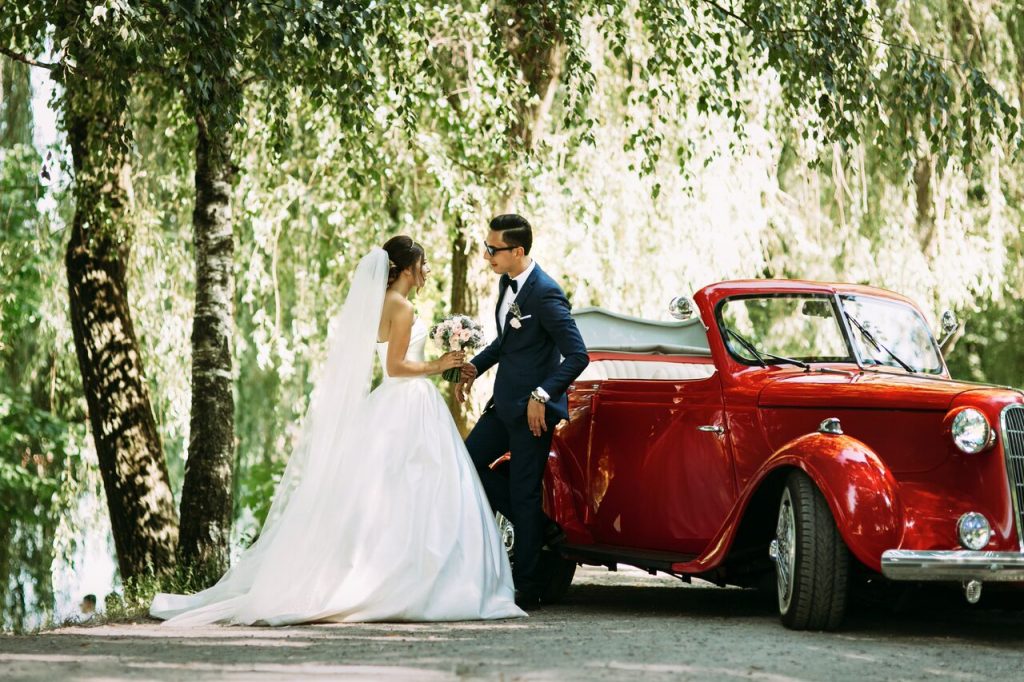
[429,314,485,382]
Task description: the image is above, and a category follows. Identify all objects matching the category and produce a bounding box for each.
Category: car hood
[758,371,981,411]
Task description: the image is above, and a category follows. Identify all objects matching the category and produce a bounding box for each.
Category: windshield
[718,295,853,365]
[839,295,944,374]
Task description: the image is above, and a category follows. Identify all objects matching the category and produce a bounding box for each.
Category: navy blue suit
[467,263,589,593]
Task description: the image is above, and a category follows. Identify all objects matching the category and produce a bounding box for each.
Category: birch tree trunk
[176,115,236,586]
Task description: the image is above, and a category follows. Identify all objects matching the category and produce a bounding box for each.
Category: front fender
[765,432,903,572]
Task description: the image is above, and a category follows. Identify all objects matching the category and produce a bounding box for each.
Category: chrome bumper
[881,549,1024,582]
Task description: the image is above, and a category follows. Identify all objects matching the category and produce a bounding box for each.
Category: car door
[584,370,737,555]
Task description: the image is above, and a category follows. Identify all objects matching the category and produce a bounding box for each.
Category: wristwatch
[530,388,548,404]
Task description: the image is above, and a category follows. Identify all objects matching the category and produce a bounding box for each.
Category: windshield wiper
[724,327,810,370]
[844,312,916,374]
[724,327,766,366]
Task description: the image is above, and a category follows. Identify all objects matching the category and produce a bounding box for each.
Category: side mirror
[669,296,695,321]
[938,309,960,350]
[801,300,832,318]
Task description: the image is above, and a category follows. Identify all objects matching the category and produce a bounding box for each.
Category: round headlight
[951,408,993,454]
[957,512,992,550]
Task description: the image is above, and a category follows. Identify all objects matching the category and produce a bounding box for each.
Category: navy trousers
[466,407,560,592]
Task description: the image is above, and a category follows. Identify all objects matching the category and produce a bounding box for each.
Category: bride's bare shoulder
[381,292,414,330]
[378,293,412,342]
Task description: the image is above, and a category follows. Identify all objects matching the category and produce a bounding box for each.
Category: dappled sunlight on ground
[0,654,458,681]
[2,567,1024,681]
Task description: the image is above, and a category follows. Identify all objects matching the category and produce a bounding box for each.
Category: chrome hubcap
[496,512,515,560]
[775,488,796,613]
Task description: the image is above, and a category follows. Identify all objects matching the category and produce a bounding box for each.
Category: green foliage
[0,60,33,146]
[0,139,94,633]
[946,297,1024,389]
[0,396,63,515]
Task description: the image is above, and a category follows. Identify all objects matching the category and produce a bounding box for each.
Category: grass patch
[10,566,217,633]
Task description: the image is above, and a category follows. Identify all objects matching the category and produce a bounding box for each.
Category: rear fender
[489,447,594,545]
[543,443,593,545]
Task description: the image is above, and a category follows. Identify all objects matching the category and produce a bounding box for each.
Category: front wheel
[771,471,849,630]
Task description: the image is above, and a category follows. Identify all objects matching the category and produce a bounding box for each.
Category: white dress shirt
[498,259,536,330]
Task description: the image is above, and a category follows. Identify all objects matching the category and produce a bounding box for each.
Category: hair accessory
[388,259,397,269]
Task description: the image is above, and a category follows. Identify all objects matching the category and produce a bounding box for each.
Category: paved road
[2,567,1023,681]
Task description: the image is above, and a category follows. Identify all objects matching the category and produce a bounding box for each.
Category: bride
[150,236,525,625]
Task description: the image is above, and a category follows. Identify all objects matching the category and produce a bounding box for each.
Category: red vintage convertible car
[497,279,1024,630]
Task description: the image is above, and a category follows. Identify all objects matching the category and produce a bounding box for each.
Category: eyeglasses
[483,242,517,257]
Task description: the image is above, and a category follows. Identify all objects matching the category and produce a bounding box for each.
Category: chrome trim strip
[881,550,1024,582]
[1000,404,1024,552]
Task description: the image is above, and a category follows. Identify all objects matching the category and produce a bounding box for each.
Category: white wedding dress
[150,250,524,625]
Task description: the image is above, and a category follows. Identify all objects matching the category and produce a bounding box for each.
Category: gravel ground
[2,566,1023,681]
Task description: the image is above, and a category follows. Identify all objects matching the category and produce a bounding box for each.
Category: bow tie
[501,274,518,293]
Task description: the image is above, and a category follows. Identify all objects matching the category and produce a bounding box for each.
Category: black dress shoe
[543,519,566,549]
[515,590,542,610]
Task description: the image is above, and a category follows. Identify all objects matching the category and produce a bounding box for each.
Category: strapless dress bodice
[376,319,428,381]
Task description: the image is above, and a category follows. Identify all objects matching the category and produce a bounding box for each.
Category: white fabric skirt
[150,376,524,625]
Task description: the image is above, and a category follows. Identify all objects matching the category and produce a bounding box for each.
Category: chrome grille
[1001,405,1024,550]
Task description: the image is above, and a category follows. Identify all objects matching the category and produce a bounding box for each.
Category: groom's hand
[455,379,473,403]
[460,362,478,383]
[527,400,547,437]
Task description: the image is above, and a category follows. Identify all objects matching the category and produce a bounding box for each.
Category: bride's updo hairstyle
[382,235,425,287]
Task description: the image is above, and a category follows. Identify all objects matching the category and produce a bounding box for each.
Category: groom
[456,214,589,609]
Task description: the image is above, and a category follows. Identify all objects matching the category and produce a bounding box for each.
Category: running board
[560,544,698,573]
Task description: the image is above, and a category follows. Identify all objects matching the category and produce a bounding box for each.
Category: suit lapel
[495,278,508,339]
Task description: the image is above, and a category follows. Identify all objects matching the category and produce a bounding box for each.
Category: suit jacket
[471,264,589,421]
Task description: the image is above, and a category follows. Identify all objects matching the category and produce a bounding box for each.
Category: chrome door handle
[698,425,725,435]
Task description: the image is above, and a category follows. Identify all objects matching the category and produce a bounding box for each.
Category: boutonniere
[508,302,524,329]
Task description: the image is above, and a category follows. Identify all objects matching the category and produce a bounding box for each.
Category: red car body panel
[581,374,732,554]
[542,279,1024,581]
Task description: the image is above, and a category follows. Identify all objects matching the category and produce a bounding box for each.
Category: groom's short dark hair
[489,214,533,255]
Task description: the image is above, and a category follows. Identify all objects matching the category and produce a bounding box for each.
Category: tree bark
[64,81,179,582]
[449,219,475,316]
[913,155,935,253]
[176,115,236,587]
[446,220,477,435]
[0,58,33,147]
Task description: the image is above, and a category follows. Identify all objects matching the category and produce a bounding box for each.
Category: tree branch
[0,46,58,70]
[239,73,264,88]
[409,138,494,178]
[697,0,964,68]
